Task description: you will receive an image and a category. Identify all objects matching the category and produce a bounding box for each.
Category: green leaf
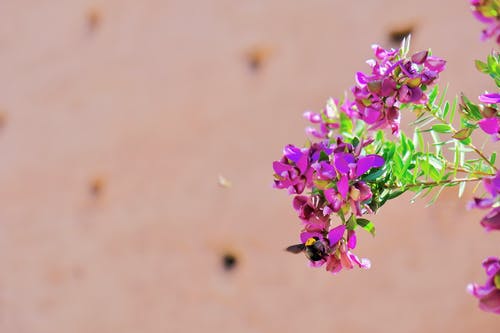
[460,94,483,121]
[430,131,442,155]
[376,130,385,143]
[460,137,472,145]
[475,60,489,73]
[431,124,453,133]
[442,101,450,119]
[387,189,405,200]
[437,84,448,109]
[428,86,439,105]
[458,181,466,198]
[490,152,497,165]
[417,130,424,151]
[339,112,353,137]
[453,141,460,177]
[382,142,396,161]
[346,215,357,230]
[393,151,404,176]
[409,185,425,203]
[362,167,386,182]
[487,53,496,71]
[449,97,457,123]
[319,151,329,162]
[413,116,435,128]
[357,218,376,236]
[418,154,442,181]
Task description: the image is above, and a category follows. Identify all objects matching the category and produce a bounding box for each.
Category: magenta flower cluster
[344,45,446,135]
[273,134,384,274]
[468,257,500,314]
[470,0,500,43]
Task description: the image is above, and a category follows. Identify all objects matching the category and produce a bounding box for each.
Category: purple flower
[468,172,500,231]
[275,135,381,276]
[297,224,371,274]
[476,92,500,140]
[346,45,445,135]
[478,117,500,140]
[325,152,383,216]
[481,207,500,231]
[325,232,371,274]
[397,85,424,103]
[479,92,500,104]
[467,257,500,314]
[273,145,312,194]
[273,142,334,194]
[470,0,500,43]
[293,195,330,232]
[304,98,341,139]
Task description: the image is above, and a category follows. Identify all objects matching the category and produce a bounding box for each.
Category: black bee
[286,237,328,262]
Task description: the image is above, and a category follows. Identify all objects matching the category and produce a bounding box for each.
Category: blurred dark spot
[86,7,102,32]
[388,25,415,45]
[222,252,238,271]
[245,46,272,72]
[89,177,105,197]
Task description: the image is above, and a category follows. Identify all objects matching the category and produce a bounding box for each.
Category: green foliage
[356,218,376,236]
[339,111,354,139]
[475,51,500,88]
[460,94,484,121]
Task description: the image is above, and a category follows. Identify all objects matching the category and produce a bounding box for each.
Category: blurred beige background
[0,0,499,332]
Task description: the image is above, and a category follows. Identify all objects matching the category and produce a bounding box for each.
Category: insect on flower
[285,237,329,262]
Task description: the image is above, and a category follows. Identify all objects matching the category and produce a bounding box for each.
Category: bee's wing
[285,244,305,254]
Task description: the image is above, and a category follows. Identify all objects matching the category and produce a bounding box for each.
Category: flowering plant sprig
[470,0,500,43]
[273,29,499,314]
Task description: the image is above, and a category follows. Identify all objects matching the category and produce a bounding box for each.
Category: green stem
[388,176,483,191]
[445,163,495,177]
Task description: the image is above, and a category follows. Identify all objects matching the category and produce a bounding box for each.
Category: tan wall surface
[0,0,499,332]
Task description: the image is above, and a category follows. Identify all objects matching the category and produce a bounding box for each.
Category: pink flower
[325,231,371,275]
[467,257,500,314]
[468,172,500,231]
[346,45,445,135]
[470,0,500,43]
[303,98,341,139]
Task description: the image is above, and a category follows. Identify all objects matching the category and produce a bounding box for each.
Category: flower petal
[325,254,342,274]
[300,231,322,244]
[478,289,500,314]
[481,208,500,232]
[356,154,385,177]
[328,224,346,245]
[478,117,500,135]
[337,174,349,200]
[347,230,357,249]
[334,153,354,174]
[479,93,500,104]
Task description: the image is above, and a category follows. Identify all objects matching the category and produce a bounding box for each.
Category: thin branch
[387,177,483,191]
[445,163,495,177]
